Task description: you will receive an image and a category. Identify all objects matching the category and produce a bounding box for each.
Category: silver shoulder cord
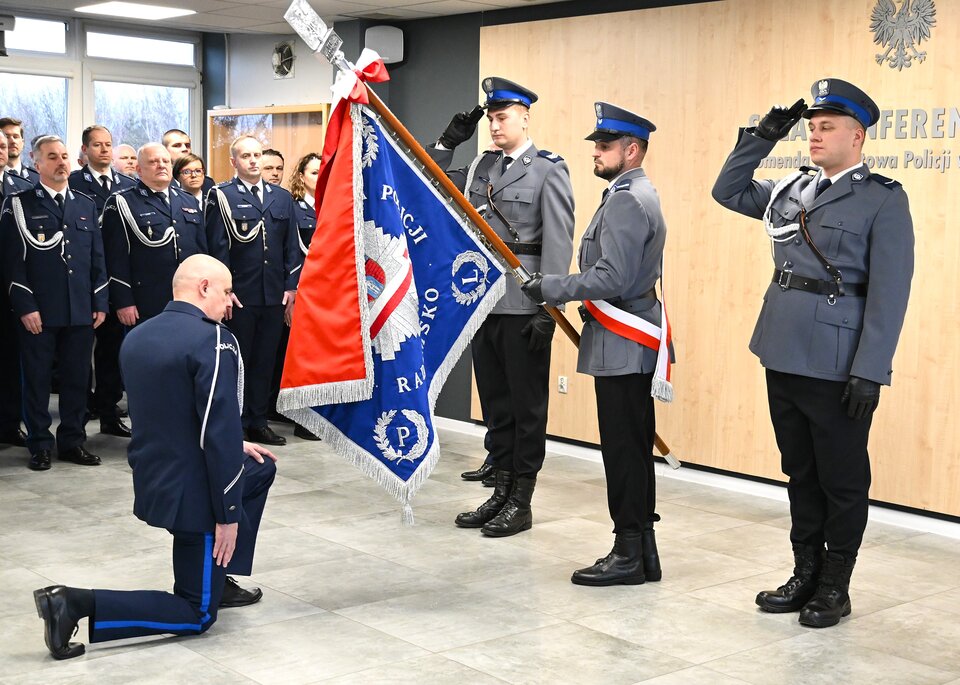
[12,196,65,263]
[763,170,805,261]
[215,187,263,248]
[114,194,178,254]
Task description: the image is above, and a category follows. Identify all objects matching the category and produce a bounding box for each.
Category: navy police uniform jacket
[1,185,108,326]
[541,168,667,377]
[712,131,914,385]
[1,169,33,200]
[204,178,302,306]
[430,144,575,315]
[68,165,137,214]
[120,300,245,532]
[293,198,316,255]
[102,181,207,319]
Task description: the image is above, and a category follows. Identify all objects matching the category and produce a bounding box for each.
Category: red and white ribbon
[583,287,673,403]
[331,48,390,105]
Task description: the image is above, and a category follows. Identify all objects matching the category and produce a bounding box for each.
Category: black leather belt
[578,289,657,323]
[509,241,541,256]
[773,269,867,297]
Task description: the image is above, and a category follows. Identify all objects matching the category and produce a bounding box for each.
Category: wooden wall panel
[474,0,960,515]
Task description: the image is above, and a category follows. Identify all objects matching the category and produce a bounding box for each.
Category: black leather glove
[841,376,881,419]
[521,309,556,352]
[754,98,807,142]
[520,273,544,305]
[438,105,485,149]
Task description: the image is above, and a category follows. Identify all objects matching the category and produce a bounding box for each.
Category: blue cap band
[595,117,650,140]
[488,89,532,107]
[814,94,872,127]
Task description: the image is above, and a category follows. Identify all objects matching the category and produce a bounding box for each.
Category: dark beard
[594,159,624,181]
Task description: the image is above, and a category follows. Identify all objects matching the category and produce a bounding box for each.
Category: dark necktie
[100,175,110,192]
[157,191,168,206]
[54,193,64,211]
[251,185,261,205]
[500,155,513,175]
[601,188,610,203]
[815,177,831,197]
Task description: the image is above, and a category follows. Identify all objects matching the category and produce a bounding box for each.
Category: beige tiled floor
[2,422,959,684]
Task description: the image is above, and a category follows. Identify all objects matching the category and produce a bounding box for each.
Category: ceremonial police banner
[278,99,505,520]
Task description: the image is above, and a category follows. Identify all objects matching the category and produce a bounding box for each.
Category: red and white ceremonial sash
[583,288,673,403]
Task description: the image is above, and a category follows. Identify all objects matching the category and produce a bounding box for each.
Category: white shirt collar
[7,161,24,175]
[238,177,263,196]
[820,161,864,184]
[40,182,67,203]
[302,193,315,208]
[88,165,113,184]
[502,138,534,162]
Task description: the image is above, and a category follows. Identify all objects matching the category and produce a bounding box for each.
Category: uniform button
[264,245,269,251]
[63,224,68,229]
[68,269,73,274]
[65,239,70,245]
[843,318,849,324]
[794,238,801,245]
[67,254,72,259]
[837,220,843,226]
[172,220,177,224]
[785,261,793,269]
[176,233,180,238]
[229,505,236,511]
[264,260,269,264]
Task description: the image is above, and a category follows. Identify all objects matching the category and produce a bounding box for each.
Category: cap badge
[595,103,603,117]
[818,80,829,96]
[483,78,492,91]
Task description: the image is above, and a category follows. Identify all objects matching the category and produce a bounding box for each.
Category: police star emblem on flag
[870,0,936,71]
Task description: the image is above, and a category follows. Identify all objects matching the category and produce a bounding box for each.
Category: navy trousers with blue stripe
[89,456,275,643]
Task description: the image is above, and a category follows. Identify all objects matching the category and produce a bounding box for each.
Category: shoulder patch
[612,179,633,192]
[869,173,902,190]
[537,149,564,163]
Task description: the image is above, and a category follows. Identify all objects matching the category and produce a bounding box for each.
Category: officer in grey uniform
[712,78,914,628]
[430,77,575,537]
[524,103,669,586]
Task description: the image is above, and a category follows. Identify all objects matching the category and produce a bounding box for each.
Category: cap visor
[585,131,621,142]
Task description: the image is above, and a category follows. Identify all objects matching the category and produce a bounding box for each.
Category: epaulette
[612,178,633,192]
[115,185,137,195]
[869,173,902,190]
[71,188,95,202]
[116,171,137,182]
[798,165,819,176]
[215,180,233,188]
[538,150,564,163]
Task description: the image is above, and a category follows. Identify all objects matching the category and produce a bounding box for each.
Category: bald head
[173,255,234,321]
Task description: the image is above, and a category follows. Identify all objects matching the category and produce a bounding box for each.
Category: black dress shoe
[268,410,294,425]
[58,446,102,466]
[294,424,321,441]
[84,409,98,424]
[245,426,286,446]
[461,461,495,481]
[219,576,263,608]
[33,586,85,660]
[29,449,53,471]
[118,407,128,419]
[100,418,132,438]
[0,427,27,447]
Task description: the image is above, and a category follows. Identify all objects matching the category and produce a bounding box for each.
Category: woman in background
[173,153,206,204]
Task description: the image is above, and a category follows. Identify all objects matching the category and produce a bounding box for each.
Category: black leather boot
[481,476,535,537]
[455,470,512,528]
[799,551,855,628]
[571,533,645,586]
[756,543,823,613]
[641,522,662,582]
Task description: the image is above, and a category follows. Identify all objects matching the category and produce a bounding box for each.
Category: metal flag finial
[284,0,350,71]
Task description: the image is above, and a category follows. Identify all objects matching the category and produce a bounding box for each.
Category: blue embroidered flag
[279,102,505,521]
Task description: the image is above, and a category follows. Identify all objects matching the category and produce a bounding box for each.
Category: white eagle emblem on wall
[870,0,936,70]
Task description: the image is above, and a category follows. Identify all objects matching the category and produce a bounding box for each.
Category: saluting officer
[0,134,34,448]
[712,79,914,628]
[0,136,108,471]
[33,255,275,660]
[430,77,575,537]
[524,103,671,586]
[102,143,206,324]
[69,125,137,439]
[205,135,302,447]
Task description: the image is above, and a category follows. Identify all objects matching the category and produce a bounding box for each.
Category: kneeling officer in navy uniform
[33,254,277,660]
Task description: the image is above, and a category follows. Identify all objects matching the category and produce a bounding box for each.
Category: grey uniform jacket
[540,168,666,377]
[711,130,914,385]
[430,143,574,315]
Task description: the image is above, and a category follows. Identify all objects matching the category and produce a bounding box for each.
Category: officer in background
[1,117,39,184]
[712,79,914,628]
[112,144,138,179]
[206,135,302,446]
[0,136,108,471]
[524,103,669,586]
[102,143,207,324]
[430,77,575,537]
[69,125,137,439]
[163,128,215,195]
[0,133,33,448]
[261,148,285,187]
[33,255,275,660]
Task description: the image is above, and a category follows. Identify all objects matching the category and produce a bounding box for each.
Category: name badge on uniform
[31,215,49,220]
[237,203,252,209]
[183,207,197,214]
[139,212,156,218]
